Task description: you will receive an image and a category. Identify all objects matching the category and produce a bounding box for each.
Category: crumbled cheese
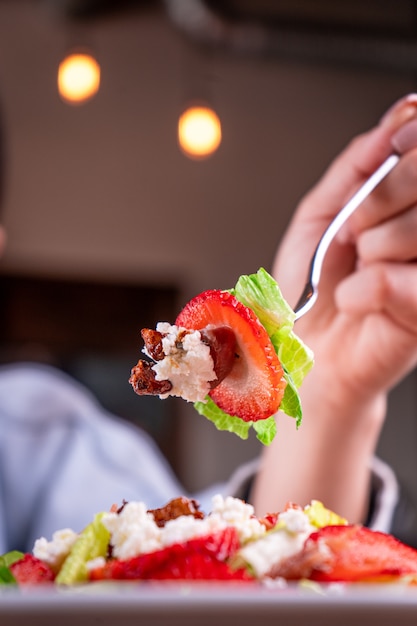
[33,528,78,570]
[100,495,267,561]
[85,556,107,572]
[150,322,216,402]
[237,530,307,578]
[102,501,161,560]
[279,508,314,534]
[210,494,266,543]
[236,509,315,578]
[161,514,226,548]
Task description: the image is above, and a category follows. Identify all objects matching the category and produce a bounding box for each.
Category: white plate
[2,582,417,626]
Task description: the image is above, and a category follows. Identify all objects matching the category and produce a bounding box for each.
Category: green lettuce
[194,268,314,444]
[56,513,110,585]
[194,397,277,446]
[0,551,23,585]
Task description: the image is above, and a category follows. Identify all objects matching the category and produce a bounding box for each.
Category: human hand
[253,96,417,521]
[273,94,417,418]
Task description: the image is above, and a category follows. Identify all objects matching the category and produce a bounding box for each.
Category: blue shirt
[0,363,254,553]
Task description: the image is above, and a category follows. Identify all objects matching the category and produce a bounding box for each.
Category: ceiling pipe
[163,0,417,74]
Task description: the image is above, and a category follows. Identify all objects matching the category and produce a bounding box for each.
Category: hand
[252,95,417,521]
[275,94,417,416]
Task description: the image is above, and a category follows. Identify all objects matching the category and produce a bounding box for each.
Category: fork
[293,153,400,320]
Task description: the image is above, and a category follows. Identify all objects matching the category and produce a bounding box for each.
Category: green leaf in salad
[194,398,277,446]
[304,500,347,528]
[55,513,110,585]
[0,566,16,585]
[252,416,277,446]
[194,268,314,444]
[279,369,303,427]
[194,397,252,440]
[0,551,24,585]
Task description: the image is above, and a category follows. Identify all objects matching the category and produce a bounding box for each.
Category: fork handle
[310,153,400,289]
[294,153,399,320]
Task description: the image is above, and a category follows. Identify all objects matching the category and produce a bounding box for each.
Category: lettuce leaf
[194,268,314,444]
[194,397,277,446]
[304,500,347,528]
[55,513,110,585]
[0,551,23,585]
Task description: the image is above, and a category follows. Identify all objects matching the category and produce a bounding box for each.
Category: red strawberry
[176,289,286,421]
[10,554,55,585]
[307,525,417,582]
[90,527,252,582]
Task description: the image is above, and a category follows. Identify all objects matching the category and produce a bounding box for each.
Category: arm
[252,94,417,523]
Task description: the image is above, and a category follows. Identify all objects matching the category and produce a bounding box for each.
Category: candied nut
[129,360,172,396]
[141,328,166,361]
[148,497,204,528]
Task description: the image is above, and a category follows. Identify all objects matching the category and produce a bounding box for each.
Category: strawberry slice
[10,554,55,585]
[175,289,286,421]
[90,527,252,582]
[307,525,417,582]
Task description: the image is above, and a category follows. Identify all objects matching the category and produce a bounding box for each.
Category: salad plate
[2,582,417,626]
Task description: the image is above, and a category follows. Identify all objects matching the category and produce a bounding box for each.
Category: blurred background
[0,0,416,503]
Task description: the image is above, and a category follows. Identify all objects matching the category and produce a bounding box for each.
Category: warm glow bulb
[178,105,222,159]
[58,52,100,105]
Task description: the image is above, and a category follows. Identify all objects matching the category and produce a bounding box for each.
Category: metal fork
[293,153,400,320]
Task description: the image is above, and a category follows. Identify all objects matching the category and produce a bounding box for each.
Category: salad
[129,268,314,445]
[3,495,417,587]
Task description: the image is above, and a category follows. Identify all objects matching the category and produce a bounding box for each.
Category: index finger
[347,120,417,236]
[296,94,417,227]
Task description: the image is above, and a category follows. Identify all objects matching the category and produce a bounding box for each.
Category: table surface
[2,581,417,626]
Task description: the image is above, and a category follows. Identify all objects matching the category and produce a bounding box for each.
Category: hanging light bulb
[178,104,222,160]
[58,51,100,105]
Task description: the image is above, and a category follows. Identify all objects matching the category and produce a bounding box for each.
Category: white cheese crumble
[236,509,315,578]
[210,494,266,543]
[149,322,216,402]
[33,528,78,571]
[160,514,227,548]
[100,495,266,562]
[102,501,161,561]
[279,507,315,534]
[85,556,107,572]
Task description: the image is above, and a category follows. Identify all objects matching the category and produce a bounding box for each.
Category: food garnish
[129,269,314,445]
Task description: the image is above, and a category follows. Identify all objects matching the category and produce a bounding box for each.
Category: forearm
[251,375,386,524]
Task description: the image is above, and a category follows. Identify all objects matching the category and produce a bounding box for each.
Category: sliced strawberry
[175,289,286,421]
[10,554,55,585]
[307,525,417,582]
[90,527,252,582]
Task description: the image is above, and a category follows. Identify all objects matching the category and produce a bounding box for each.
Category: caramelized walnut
[129,360,172,395]
[148,497,205,527]
[141,328,166,361]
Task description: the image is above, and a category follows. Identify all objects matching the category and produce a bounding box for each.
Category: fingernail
[391,118,417,154]
[379,93,417,129]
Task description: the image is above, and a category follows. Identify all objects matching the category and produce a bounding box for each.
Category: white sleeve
[195,454,402,532]
[367,456,400,534]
